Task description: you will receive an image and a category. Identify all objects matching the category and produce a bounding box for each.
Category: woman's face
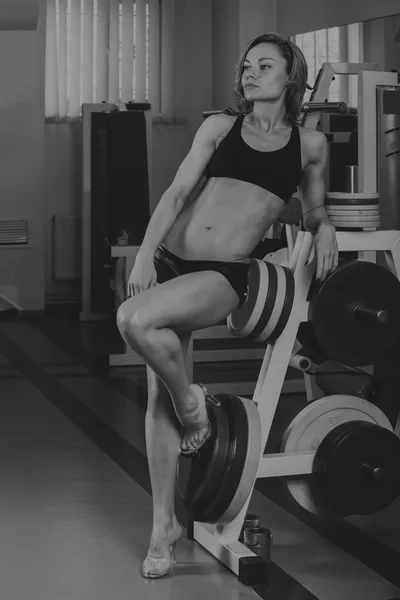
[241,42,290,104]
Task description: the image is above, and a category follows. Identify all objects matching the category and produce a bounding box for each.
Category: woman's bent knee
[116,300,143,337]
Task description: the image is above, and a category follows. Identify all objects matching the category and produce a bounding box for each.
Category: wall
[0,0,45,311]
[277,0,400,37]
[211,0,278,110]
[3,0,400,309]
[363,14,400,72]
[44,0,212,305]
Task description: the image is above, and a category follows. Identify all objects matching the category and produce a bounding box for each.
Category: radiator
[52,215,82,281]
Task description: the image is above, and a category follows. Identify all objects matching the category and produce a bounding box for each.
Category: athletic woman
[117,32,339,578]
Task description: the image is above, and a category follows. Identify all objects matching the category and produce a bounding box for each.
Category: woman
[117,32,338,578]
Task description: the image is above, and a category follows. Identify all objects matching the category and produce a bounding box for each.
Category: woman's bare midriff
[162,177,285,263]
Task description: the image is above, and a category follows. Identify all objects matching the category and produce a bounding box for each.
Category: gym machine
[176,64,400,586]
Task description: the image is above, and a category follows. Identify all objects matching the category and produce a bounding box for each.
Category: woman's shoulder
[297,125,327,146]
[297,125,327,158]
[201,112,239,147]
[204,111,238,127]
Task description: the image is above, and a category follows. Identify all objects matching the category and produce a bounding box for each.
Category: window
[45,0,176,122]
[291,23,363,108]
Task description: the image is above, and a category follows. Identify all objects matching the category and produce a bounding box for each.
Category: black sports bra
[204,114,303,204]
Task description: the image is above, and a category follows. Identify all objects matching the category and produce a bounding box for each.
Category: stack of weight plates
[326,192,380,229]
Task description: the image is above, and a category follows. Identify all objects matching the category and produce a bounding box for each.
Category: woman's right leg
[143,330,192,561]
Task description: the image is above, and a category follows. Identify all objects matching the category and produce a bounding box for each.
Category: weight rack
[189,229,400,580]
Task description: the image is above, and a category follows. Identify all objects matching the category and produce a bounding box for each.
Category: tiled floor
[1,309,399,600]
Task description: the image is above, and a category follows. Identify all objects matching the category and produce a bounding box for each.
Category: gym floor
[1,309,400,600]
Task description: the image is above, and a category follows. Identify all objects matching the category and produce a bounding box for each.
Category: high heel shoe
[180,383,213,457]
[140,542,176,579]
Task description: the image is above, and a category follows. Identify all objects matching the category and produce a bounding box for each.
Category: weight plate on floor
[314,420,400,514]
[280,395,392,516]
[176,394,230,519]
[307,260,400,366]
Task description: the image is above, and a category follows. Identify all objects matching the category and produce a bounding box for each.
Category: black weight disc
[326,193,379,206]
[314,420,400,515]
[308,260,400,366]
[200,394,250,523]
[176,395,230,520]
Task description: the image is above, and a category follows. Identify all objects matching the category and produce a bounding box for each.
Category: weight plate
[216,395,262,524]
[177,395,230,518]
[333,224,380,230]
[227,259,276,339]
[280,395,392,516]
[314,420,400,514]
[326,192,379,205]
[329,223,381,229]
[227,260,294,344]
[327,209,379,217]
[200,394,260,523]
[252,263,294,343]
[329,215,381,222]
[308,260,400,366]
[248,262,286,342]
[326,204,379,211]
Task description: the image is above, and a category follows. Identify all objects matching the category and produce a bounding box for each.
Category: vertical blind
[292,27,341,103]
[292,24,362,107]
[45,0,176,122]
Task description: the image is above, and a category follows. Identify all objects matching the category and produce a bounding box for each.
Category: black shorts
[154,245,250,308]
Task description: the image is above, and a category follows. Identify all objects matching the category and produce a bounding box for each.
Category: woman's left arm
[298,130,339,281]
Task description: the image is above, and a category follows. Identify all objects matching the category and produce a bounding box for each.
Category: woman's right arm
[136,114,231,263]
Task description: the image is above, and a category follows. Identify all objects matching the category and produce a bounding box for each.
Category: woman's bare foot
[180,384,210,454]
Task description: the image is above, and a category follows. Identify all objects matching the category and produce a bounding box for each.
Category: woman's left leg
[117,269,241,452]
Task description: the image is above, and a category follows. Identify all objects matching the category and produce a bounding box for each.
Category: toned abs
[162,177,286,262]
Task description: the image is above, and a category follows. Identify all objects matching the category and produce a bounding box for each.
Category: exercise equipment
[227,259,295,343]
[298,259,400,366]
[177,393,262,524]
[326,192,380,206]
[314,360,377,399]
[314,419,400,515]
[184,230,400,587]
[280,394,399,516]
[179,391,400,525]
[326,192,380,228]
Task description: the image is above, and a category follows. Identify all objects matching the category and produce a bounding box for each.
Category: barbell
[177,393,400,522]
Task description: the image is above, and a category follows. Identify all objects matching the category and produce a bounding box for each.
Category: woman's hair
[224,32,308,124]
